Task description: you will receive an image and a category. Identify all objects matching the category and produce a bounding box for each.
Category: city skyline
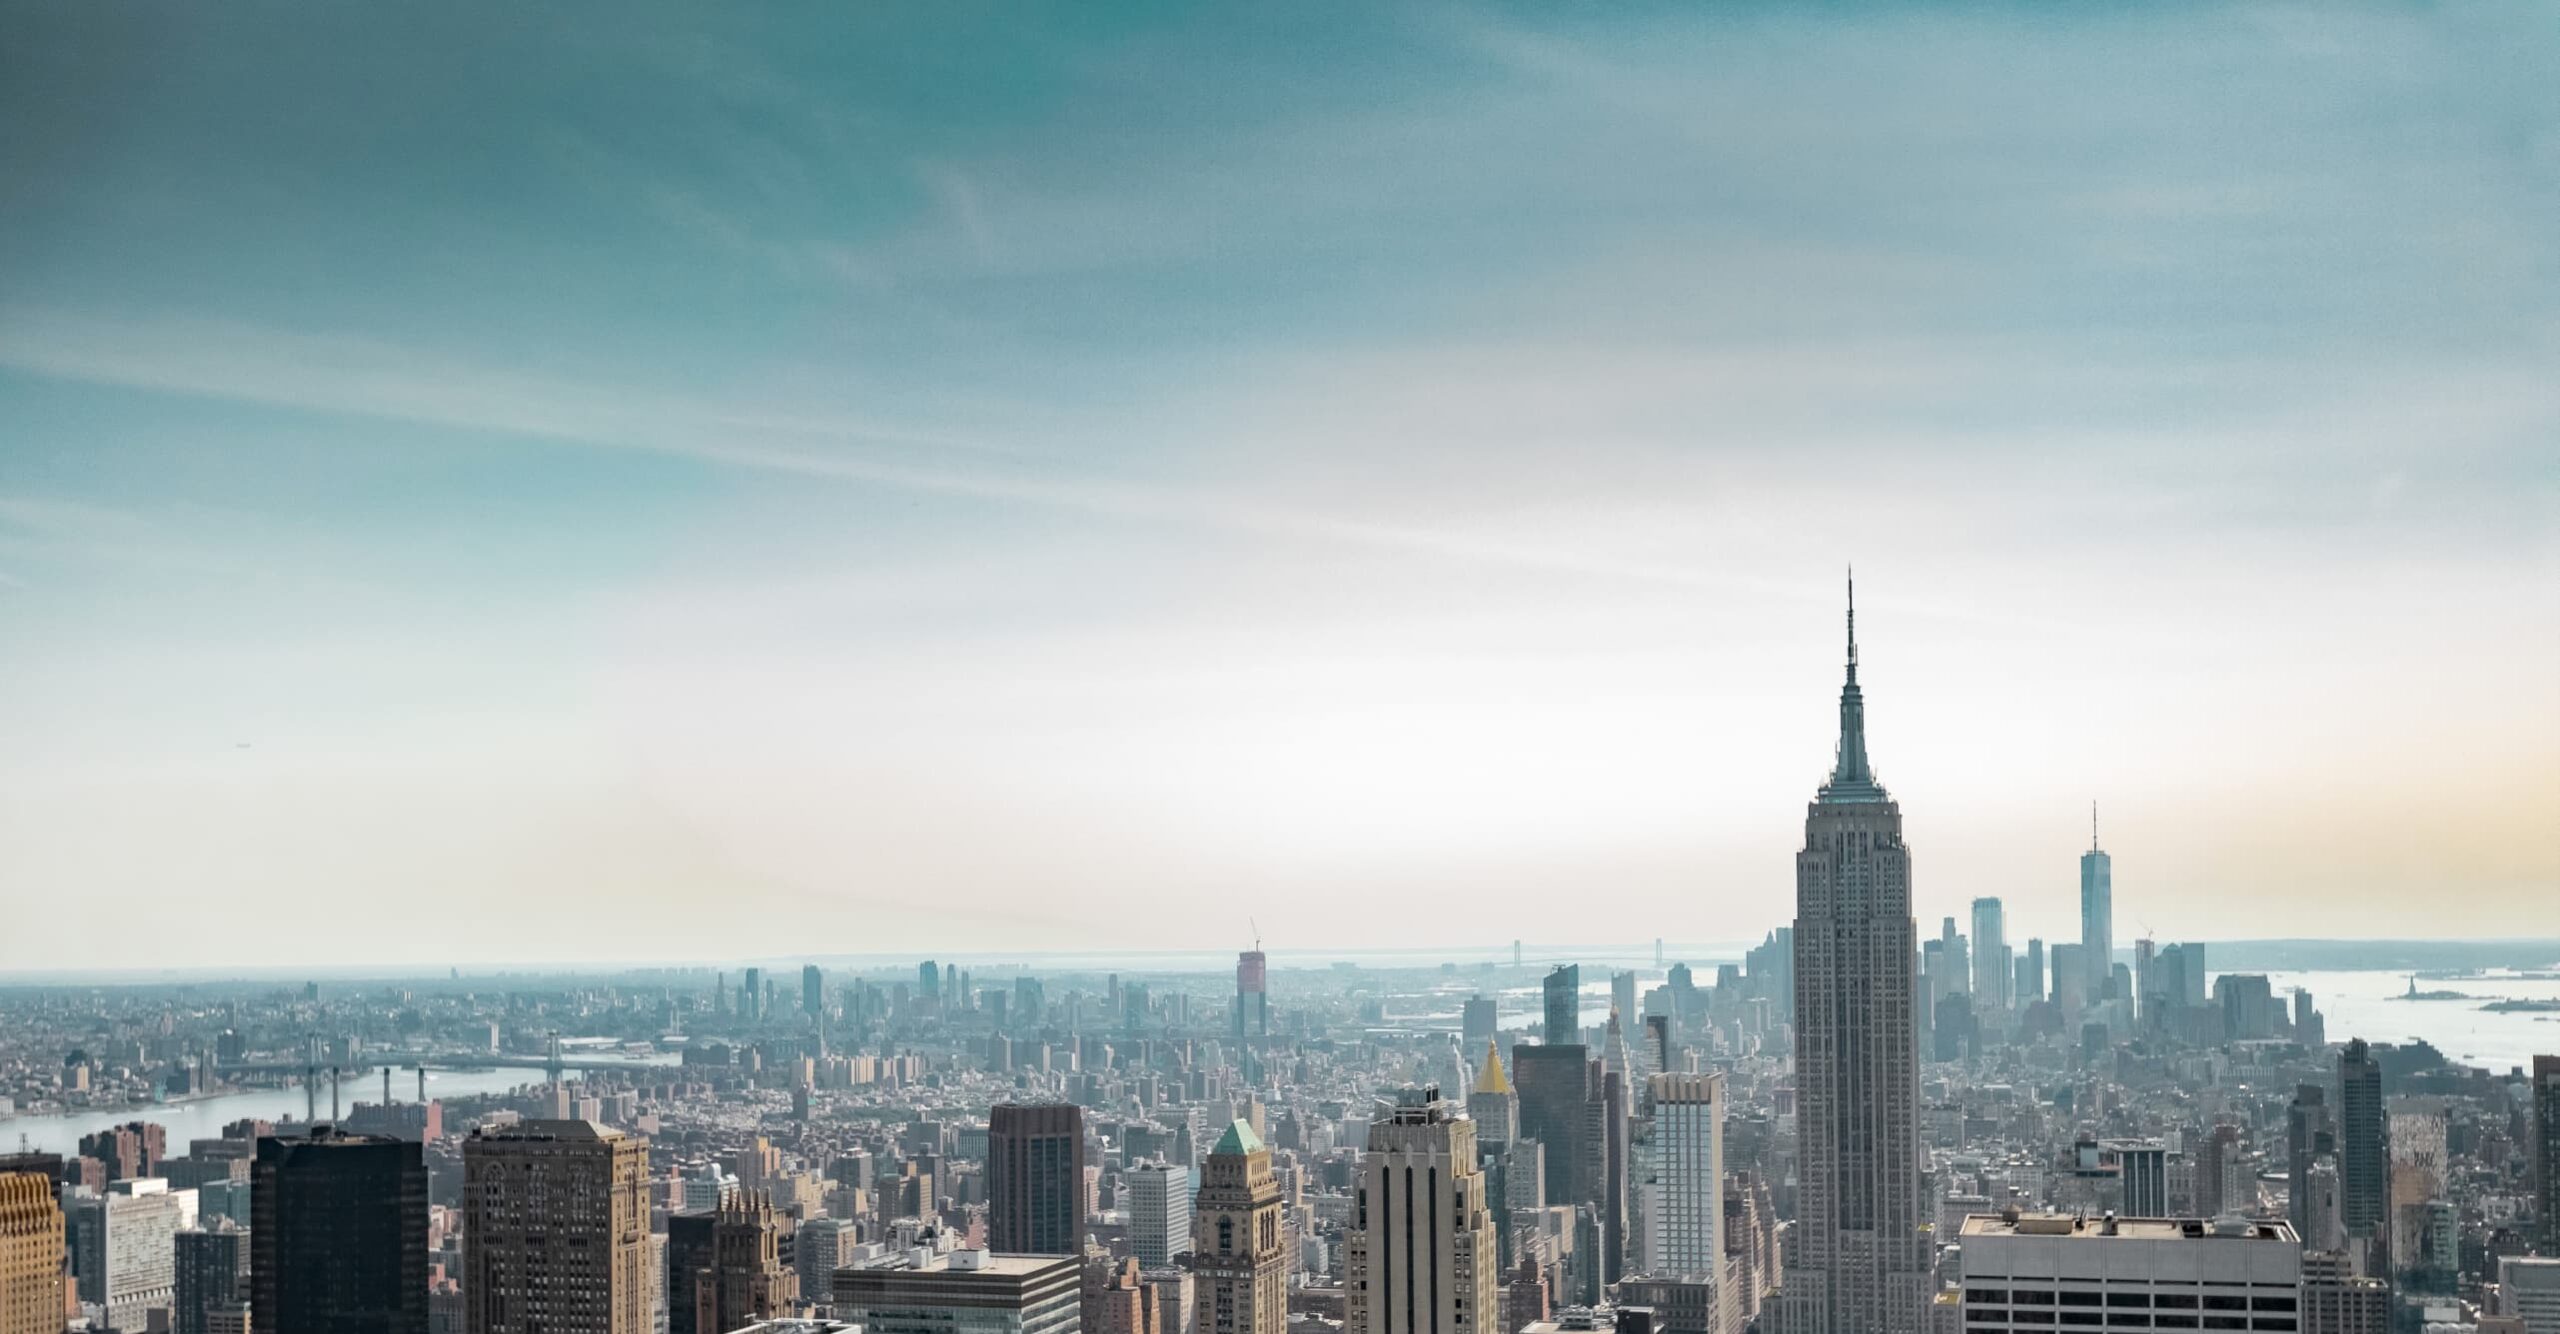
[3,4,2555,969]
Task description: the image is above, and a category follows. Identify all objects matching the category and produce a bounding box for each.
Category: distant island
[2480,998,2560,1013]
[2392,989,2475,1001]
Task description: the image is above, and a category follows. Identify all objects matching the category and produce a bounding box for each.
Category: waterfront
[3,1065,587,1156]
[2266,968,2560,1075]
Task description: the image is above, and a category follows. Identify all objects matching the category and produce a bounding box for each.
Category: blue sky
[1,3,2555,968]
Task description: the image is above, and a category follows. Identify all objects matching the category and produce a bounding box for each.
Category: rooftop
[1960,1214,2298,1244]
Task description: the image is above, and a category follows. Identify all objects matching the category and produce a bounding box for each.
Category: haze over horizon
[3,4,2555,969]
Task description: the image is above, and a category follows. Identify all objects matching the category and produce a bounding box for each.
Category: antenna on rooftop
[1250,917,1261,952]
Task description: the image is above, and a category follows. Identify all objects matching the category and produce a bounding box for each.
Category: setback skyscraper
[1774,578,1931,1334]
[1343,1088,1500,1334]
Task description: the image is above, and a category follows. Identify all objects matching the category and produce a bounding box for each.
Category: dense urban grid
[3,595,2555,1334]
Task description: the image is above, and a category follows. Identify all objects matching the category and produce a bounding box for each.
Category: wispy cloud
[0,306,1802,600]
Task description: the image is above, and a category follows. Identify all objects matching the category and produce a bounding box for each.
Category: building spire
[2091,799,2099,851]
[1820,567,1885,802]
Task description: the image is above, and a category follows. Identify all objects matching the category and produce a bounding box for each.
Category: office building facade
[1191,1121,1285,1334]
[463,1120,653,1334]
[834,1251,1079,1334]
[252,1129,430,1334]
[1957,1213,2301,1333]
[1,1172,65,1334]
[989,1104,1086,1256]
[1342,1089,1500,1334]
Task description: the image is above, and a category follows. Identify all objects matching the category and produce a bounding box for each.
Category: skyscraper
[1776,577,1931,1334]
[2534,1055,2559,1256]
[1235,950,1269,1041]
[1543,966,1581,1046]
[990,1103,1087,1255]
[175,1222,251,1334]
[1461,996,1496,1054]
[2287,1086,2334,1240]
[1342,1088,1500,1334]
[1467,1041,1517,1153]
[2337,1041,2388,1257]
[252,1129,430,1334]
[1191,1121,1285,1334]
[464,1121,653,1334]
[802,965,824,1018]
[1511,1045,1599,1220]
[2081,806,2113,1003]
[0,1171,64,1334]
[1633,1073,1725,1281]
[1127,1160,1192,1268]
[666,1192,793,1334]
[1969,898,2008,1010]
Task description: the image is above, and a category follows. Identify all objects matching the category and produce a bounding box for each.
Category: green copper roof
[1212,1118,1263,1156]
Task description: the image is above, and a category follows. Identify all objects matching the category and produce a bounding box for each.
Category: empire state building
[1774,579,1932,1334]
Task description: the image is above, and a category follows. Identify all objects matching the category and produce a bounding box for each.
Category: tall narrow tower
[2080,803,2113,1003]
[1192,1121,1285,1334]
[1777,575,1931,1334]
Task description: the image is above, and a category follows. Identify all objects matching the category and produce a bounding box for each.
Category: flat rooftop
[1960,1214,2298,1244]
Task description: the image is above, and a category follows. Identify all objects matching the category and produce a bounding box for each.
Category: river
[4,1066,577,1157]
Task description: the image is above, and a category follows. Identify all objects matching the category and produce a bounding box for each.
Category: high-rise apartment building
[1774,581,1931,1334]
[1957,1213,2301,1333]
[1969,898,2009,1010]
[0,1171,65,1334]
[1633,1073,1725,1282]
[77,1124,167,1184]
[989,1104,1086,1256]
[1127,1160,1192,1269]
[1342,1088,1500,1334]
[463,1120,653,1334]
[175,1222,250,1334]
[2080,808,2113,1003]
[2337,1041,2387,1254]
[834,1251,1079,1334]
[665,1192,793,1334]
[1543,967,1581,1047]
[2534,1055,2558,1256]
[1191,1121,1285,1334]
[252,1129,430,1334]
